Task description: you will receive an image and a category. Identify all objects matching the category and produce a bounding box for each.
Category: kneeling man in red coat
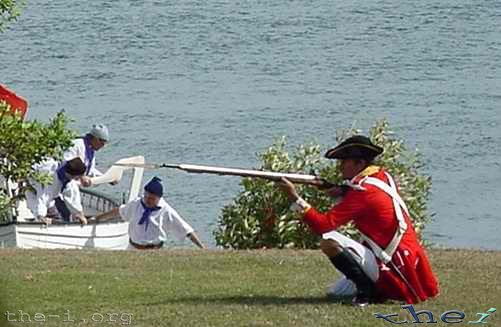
[277,135,439,306]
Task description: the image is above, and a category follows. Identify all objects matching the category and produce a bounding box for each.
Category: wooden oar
[91,156,145,185]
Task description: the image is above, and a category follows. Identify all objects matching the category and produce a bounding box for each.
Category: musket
[112,162,336,189]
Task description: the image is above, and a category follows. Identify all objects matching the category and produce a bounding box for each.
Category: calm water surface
[1,0,500,249]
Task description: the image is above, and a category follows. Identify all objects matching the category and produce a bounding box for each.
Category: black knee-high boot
[329,248,376,303]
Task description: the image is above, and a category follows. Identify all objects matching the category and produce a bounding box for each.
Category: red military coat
[303,167,439,303]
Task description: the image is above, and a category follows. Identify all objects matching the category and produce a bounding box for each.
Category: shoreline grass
[0,248,499,326]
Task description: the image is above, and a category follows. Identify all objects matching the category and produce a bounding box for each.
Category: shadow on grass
[147,295,351,306]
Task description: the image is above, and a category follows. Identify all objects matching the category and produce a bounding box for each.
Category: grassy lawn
[0,248,499,326]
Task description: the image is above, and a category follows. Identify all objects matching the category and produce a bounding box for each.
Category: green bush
[0,0,23,31]
[214,119,432,249]
[0,101,75,222]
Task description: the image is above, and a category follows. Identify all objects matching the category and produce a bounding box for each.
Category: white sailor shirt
[25,159,78,218]
[119,197,195,245]
[63,138,102,177]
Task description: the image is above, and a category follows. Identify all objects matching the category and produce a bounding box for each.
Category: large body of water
[1,0,500,249]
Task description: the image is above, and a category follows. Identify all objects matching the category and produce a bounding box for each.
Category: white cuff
[290,197,311,213]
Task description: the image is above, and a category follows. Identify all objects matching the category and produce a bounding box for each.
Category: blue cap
[144,177,163,197]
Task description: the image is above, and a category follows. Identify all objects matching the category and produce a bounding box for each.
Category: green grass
[0,249,499,326]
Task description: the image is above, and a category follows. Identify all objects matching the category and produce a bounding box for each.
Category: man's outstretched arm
[187,232,205,249]
[94,207,120,222]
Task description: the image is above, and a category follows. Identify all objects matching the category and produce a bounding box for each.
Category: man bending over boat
[25,158,88,225]
[95,177,205,250]
[276,135,439,306]
[56,124,111,222]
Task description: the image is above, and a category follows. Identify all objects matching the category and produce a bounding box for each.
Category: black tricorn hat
[325,135,383,160]
[65,158,86,176]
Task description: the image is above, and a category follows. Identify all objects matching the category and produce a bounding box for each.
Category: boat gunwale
[0,188,123,227]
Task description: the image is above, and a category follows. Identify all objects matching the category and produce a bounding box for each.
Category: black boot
[329,248,376,307]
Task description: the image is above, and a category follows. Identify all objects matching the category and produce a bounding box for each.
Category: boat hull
[0,156,145,250]
[0,221,129,250]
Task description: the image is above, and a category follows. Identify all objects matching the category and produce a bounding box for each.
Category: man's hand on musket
[276,177,300,202]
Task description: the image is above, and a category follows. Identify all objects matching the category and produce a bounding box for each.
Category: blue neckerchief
[56,164,71,192]
[138,200,161,232]
[83,134,95,175]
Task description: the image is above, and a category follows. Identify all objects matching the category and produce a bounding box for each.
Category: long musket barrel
[113,162,332,187]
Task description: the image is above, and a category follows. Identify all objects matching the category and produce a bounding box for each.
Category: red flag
[0,84,29,120]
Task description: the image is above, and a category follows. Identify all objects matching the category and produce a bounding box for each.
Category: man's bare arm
[187,232,205,249]
[94,207,120,222]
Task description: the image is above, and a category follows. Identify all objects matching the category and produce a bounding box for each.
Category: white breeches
[322,230,379,297]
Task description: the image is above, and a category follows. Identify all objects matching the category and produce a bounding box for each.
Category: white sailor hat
[90,124,110,142]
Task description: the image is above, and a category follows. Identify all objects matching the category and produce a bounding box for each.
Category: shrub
[0,101,75,222]
[214,119,432,249]
[0,0,23,31]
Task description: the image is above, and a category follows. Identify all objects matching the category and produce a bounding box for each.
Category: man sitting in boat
[56,124,110,222]
[277,135,439,306]
[95,176,205,250]
[25,158,88,225]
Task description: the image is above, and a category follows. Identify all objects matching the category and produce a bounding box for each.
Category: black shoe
[352,293,370,307]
